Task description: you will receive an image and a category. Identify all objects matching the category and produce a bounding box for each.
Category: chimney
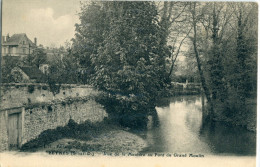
[34,37,37,46]
[6,34,10,41]
[1,36,5,43]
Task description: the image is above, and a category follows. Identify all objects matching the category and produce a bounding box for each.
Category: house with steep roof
[2,33,37,58]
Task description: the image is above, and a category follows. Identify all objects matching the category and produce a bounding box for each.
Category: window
[12,47,16,54]
[22,41,25,44]
[23,48,26,54]
[44,66,48,74]
[4,48,6,54]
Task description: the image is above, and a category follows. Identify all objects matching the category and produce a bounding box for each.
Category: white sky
[2,0,82,47]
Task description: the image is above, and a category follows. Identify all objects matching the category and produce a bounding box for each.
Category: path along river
[138,95,256,156]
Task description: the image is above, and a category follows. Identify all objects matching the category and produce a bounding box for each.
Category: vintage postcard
[0,0,258,167]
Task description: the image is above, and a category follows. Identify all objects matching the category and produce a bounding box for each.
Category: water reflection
[141,95,256,155]
[199,119,256,155]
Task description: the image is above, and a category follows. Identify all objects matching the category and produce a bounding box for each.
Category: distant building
[11,66,46,83]
[37,47,68,74]
[39,64,50,75]
[2,33,37,58]
[45,47,67,62]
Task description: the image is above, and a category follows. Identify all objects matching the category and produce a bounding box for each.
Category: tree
[73,1,170,128]
[1,55,18,83]
[22,48,47,68]
[71,1,108,84]
[186,2,257,121]
[235,3,257,101]
[189,2,214,115]
[157,2,190,79]
[194,2,233,111]
[44,46,80,95]
[207,3,228,102]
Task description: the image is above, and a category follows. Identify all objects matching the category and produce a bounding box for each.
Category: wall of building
[2,46,21,57]
[2,45,34,57]
[0,96,107,151]
[17,45,34,56]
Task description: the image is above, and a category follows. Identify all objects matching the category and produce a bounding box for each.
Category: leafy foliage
[72,2,171,128]
[22,48,47,68]
[1,55,19,83]
[186,2,257,121]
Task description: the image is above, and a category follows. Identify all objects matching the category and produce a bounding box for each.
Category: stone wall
[1,84,98,109]
[0,110,8,151]
[0,94,107,151]
[22,97,107,145]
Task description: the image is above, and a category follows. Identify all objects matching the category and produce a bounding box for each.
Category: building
[2,33,37,58]
[45,47,66,61]
[37,47,68,74]
[39,64,49,74]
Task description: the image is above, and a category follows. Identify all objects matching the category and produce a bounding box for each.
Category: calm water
[140,95,256,155]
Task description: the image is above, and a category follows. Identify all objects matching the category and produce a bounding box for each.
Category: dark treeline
[187,2,257,126]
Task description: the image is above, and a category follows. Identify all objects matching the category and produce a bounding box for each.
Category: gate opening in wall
[7,108,23,150]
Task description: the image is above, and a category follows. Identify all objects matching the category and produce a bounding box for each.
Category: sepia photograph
[0,0,258,167]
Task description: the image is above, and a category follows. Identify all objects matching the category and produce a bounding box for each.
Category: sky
[2,0,83,47]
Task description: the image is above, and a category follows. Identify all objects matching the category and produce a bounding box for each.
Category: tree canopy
[72,1,171,128]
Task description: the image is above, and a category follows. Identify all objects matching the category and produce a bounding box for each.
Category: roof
[2,33,36,46]
[2,56,21,64]
[19,66,46,82]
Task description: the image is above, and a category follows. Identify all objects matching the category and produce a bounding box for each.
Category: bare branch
[168,27,192,78]
[170,4,188,24]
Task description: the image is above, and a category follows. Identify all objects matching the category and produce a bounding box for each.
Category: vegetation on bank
[213,98,257,132]
[187,3,257,125]
[162,2,257,129]
[21,119,147,154]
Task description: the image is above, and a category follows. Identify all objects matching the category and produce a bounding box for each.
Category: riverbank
[42,130,146,155]
[21,119,147,154]
[213,98,257,132]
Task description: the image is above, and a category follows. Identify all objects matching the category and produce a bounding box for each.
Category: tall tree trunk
[190,2,214,118]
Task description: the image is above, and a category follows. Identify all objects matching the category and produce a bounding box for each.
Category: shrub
[27,85,35,94]
[42,85,48,90]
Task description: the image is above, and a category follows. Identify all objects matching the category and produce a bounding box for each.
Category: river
[139,95,256,156]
